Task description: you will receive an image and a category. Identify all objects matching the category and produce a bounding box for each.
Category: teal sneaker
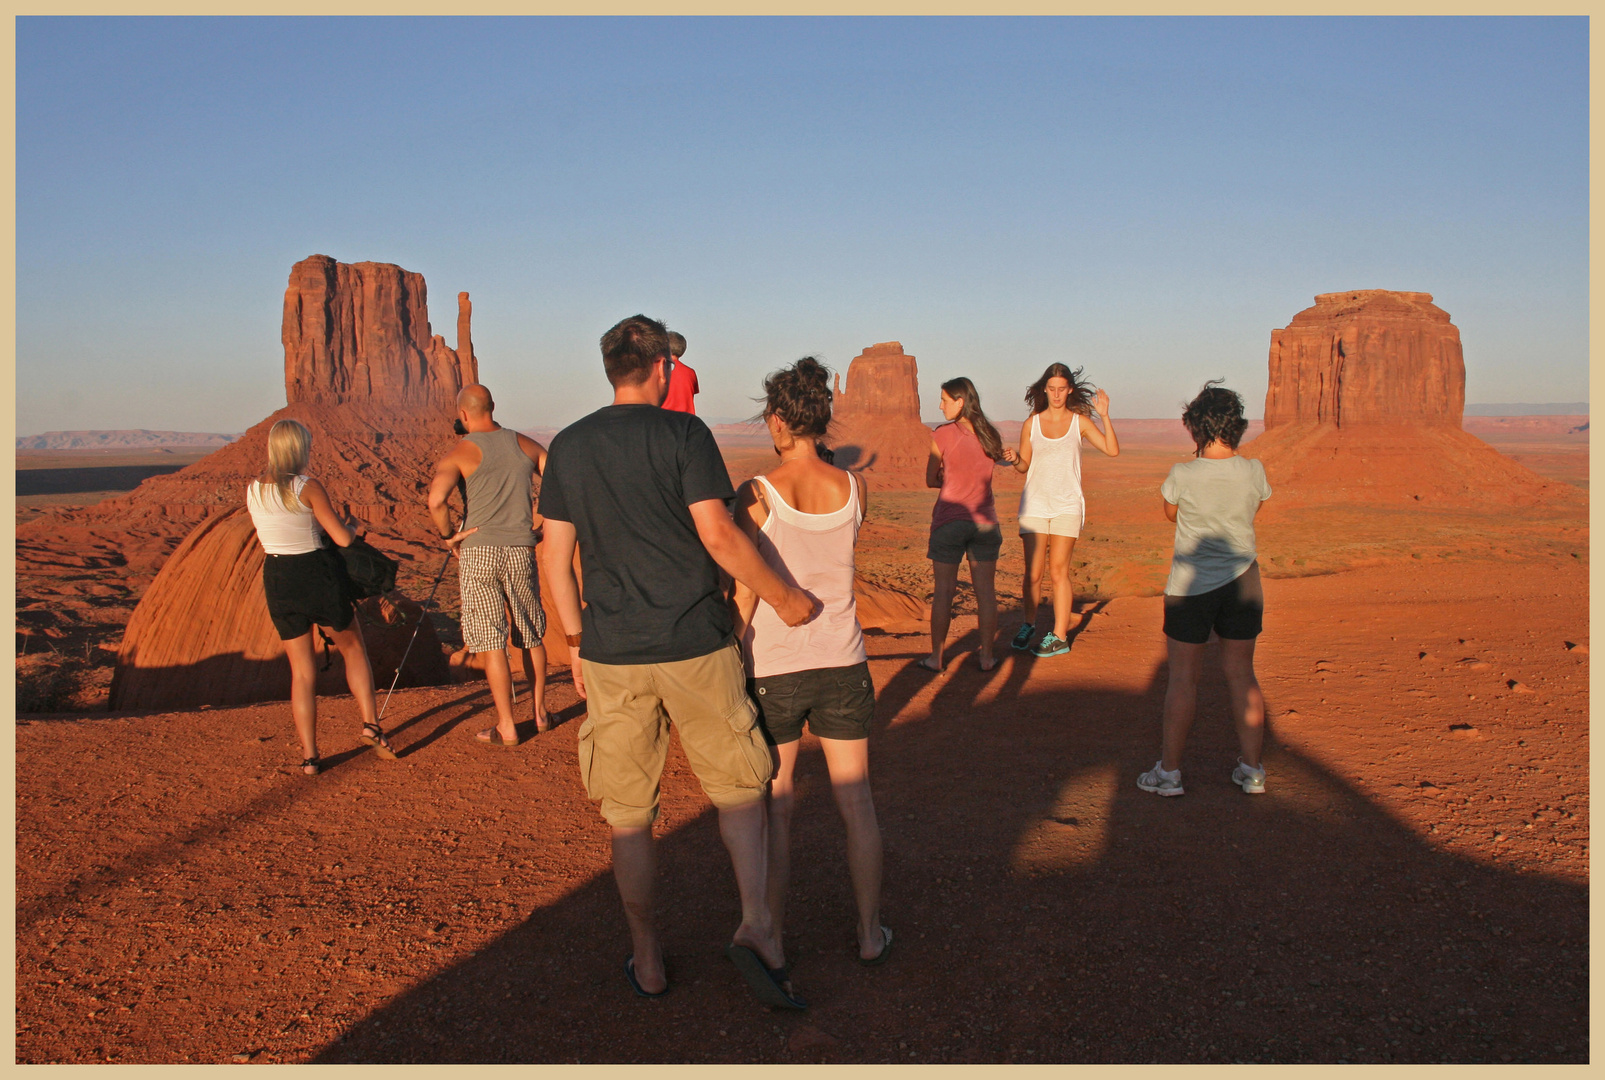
[1032,632,1069,658]
[1011,623,1035,651]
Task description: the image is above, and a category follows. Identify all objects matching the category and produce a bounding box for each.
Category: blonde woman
[245,419,396,775]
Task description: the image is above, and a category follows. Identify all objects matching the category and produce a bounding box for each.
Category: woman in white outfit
[246,419,397,775]
[1011,363,1120,658]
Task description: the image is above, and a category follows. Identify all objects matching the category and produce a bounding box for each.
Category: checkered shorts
[458,545,546,654]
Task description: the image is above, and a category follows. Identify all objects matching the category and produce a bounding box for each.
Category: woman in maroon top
[922,377,1016,672]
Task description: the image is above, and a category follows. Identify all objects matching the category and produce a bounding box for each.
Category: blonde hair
[260,419,312,510]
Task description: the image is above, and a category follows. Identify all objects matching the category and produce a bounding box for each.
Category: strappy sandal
[301,757,321,776]
[360,723,399,760]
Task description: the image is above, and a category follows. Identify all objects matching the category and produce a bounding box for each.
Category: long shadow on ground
[312,640,1587,1064]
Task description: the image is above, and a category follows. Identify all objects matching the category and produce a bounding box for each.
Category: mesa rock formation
[1245,291,1573,506]
[828,341,937,485]
[109,508,449,710]
[100,255,485,710]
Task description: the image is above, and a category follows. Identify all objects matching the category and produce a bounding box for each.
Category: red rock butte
[1245,290,1573,507]
[828,341,933,483]
[103,255,499,710]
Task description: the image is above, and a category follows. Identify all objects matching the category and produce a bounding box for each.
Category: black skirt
[261,546,357,640]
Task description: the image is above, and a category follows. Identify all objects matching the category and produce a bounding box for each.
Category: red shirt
[930,421,998,529]
[662,360,700,414]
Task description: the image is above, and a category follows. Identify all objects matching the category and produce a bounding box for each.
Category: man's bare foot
[729,924,785,971]
[917,655,943,673]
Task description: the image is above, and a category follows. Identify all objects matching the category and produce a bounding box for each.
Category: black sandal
[301,757,321,776]
[360,723,399,760]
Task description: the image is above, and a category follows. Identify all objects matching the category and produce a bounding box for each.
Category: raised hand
[1094,388,1111,416]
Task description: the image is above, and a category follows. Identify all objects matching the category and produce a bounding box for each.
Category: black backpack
[339,536,398,599]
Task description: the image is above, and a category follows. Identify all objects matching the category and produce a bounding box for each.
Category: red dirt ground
[13,426,1589,1064]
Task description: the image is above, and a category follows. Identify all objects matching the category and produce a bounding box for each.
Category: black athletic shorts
[751,661,876,745]
[262,546,356,640]
[1162,563,1263,645]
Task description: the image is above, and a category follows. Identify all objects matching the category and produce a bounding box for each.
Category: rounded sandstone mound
[110,508,449,711]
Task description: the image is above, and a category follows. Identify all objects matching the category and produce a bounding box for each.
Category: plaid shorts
[458,545,546,653]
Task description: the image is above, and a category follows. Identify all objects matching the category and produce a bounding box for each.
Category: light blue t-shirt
[1160,456,1272,596]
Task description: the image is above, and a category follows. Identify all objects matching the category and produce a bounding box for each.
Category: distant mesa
[828,341,934,483]
[1245,290,1576,506]
[17,430,241,451]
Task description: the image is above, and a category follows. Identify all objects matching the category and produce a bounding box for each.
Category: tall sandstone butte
[105,255,570,711]
[1246,290,1571,506]
[828,341,934,484]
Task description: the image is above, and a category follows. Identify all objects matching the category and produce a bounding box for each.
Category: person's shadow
[309,643,1585,1064]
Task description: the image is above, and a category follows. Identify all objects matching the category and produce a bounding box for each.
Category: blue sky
[16,16,1588,434]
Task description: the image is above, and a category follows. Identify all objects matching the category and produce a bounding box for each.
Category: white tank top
[1018,412,1086,521]
[743,473,868,678]
[246,476,325,555]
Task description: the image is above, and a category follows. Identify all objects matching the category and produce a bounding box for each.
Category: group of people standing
[243,314,1272,1010]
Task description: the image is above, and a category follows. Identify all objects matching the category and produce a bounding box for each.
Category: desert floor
[14,421,1589,1063]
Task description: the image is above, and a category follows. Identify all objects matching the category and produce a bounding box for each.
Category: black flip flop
[724,944,807,1010]
[624,956,668,999]
[860,925,894,966]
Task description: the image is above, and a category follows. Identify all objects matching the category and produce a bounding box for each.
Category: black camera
[453,418,468,436]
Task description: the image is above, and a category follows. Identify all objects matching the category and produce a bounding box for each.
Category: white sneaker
[1231,760,1266,794]
[1137,761,1184,797]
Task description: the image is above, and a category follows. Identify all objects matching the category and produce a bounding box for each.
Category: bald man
[428,384,551,744]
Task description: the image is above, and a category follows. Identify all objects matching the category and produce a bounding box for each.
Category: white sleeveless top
[1018,412,1085,521]
[246,476,325,555]
[742,473,868,678]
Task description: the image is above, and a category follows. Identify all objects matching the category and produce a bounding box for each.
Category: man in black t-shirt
[540,315,818,1008]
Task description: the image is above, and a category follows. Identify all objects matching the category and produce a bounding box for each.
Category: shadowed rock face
[283,255,476,408]
[1265,290,1465,429]
[828,341,934,483]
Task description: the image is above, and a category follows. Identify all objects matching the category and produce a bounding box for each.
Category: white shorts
[1018,513,1082,538]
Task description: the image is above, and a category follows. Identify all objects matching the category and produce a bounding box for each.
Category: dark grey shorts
[751,661,876,745]
[928,520,1002,564]
[1163,564,1264,645]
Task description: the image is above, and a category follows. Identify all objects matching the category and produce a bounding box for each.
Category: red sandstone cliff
[1246,291,1574,507]
[829,342,936,485]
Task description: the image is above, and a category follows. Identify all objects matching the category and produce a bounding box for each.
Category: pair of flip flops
[725,944,808,1010]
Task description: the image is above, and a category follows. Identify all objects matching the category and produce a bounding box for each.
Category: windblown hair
[600,315,671,387]
[758,356,834,439]
[260,419,312,511]
[941,377,1007,462]
[1181,380,1249,453]
[1025,362,1097,416]
[668,331,687,358]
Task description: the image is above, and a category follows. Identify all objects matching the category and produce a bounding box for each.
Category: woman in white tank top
[1009,363,1120,658]
[732,357,891,967]
[245,419,396,775]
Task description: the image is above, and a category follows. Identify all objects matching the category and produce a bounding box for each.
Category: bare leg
[517,643,550,731]
[818,737,885,959]
[1220,636,1266,768]
[765,741,801,941]
[1048,536,1077,640]
[283,632,319,769]
[926,560,961,669]
[610,825,665,994]
[1020,532,1046,627]
[969,557,999,669]
[1161,637,1206,772]
[325,618,378,729]
[479,647,519,742]
[721,799,784,969]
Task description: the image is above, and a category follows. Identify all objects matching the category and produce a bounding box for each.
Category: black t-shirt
[538,404,736,665]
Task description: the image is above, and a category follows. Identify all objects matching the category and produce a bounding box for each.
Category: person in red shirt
[661,330,700,414]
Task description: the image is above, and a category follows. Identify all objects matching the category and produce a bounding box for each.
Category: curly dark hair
[759,356,834,439]
[1181,380,1248,453]
[1025,363,1097,416]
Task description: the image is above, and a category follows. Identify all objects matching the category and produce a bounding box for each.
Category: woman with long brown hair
[1010,363,1120,658]
[923,376,1016,673]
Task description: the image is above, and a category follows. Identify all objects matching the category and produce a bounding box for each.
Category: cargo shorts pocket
[723,694,775,786]
[575,714,599,800]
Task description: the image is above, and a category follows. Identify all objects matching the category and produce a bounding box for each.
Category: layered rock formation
[828,341,937,485]
[109,508,449,710]
[1246,291,1574,506]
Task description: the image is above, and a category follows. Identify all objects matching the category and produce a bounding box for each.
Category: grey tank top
[462,428,538,548]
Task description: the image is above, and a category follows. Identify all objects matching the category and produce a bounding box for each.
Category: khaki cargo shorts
[576,642,773,829]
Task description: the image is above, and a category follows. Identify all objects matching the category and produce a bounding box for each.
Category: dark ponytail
[940,377,1007,462]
